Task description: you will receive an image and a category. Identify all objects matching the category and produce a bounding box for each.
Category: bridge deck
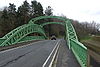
[56,39,80,67]
[0,40,80,67]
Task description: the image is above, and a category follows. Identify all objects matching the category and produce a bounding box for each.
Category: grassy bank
[81,36,100,52]
[81,36,100,66]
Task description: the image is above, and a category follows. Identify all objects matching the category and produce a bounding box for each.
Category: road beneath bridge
[0,39,80,67]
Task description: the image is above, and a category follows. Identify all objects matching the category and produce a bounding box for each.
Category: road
[0,40,60,67]
[56,39,80,67]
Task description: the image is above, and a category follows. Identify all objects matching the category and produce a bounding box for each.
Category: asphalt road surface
[0,40,60,67]
[56,39,80,67]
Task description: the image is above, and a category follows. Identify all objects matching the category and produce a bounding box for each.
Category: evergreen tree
[45,6,53,16]
[38,2,44,16]
[45,6,53,36]
[8,3,17,30]
[1,8,8,19]
[17,0,30,25]
[1,8,10,36]
[31,0,44,17]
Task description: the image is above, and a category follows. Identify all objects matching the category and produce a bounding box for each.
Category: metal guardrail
[70,39,87,67]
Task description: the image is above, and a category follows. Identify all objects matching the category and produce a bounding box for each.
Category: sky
[0,0,100,23]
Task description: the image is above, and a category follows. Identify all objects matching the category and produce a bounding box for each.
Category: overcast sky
[0,0,100,23]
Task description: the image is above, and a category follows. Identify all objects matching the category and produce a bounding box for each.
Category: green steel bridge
[0,16,87,67]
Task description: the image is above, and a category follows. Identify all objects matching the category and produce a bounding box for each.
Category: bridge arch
[0,16,87,67]
[29,16,78,47]
[29,16,87,67]
[41,22,65,27]
[29,16,67,24]
[0,24,47,46]
[40,21,65,37]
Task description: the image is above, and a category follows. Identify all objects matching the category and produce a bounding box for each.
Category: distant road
[0,40,60,67]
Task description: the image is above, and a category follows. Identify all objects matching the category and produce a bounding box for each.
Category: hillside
[82,36,100,66]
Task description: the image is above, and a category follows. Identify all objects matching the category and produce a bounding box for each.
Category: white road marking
[42,40,60,67]
[49,40,60,67]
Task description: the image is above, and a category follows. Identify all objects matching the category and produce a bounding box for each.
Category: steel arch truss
[0,23,47,46]
[0,16,87,67]
[41,22,65,27]
[29,16,87,67]
[29,16,78,45]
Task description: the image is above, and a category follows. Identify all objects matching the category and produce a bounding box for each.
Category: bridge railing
[70,39,87,67]
[0,38,5,44]
[2,24,27,39]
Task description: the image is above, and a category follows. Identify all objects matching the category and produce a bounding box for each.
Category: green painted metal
[28,16,78,48]
[2,24,27,39]
[65,20,87,67]
[41,22,65,27]
[0,23,47,46]
[0,38,5,44]
[29,16,67,24]
[29,16,87,67]
[70,39,87,67]
[65,20,78,49]
[0,16,87,67]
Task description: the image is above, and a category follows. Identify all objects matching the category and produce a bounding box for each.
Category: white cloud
[0,0,100,23]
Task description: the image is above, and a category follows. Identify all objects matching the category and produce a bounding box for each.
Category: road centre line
[42,40,60,67]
